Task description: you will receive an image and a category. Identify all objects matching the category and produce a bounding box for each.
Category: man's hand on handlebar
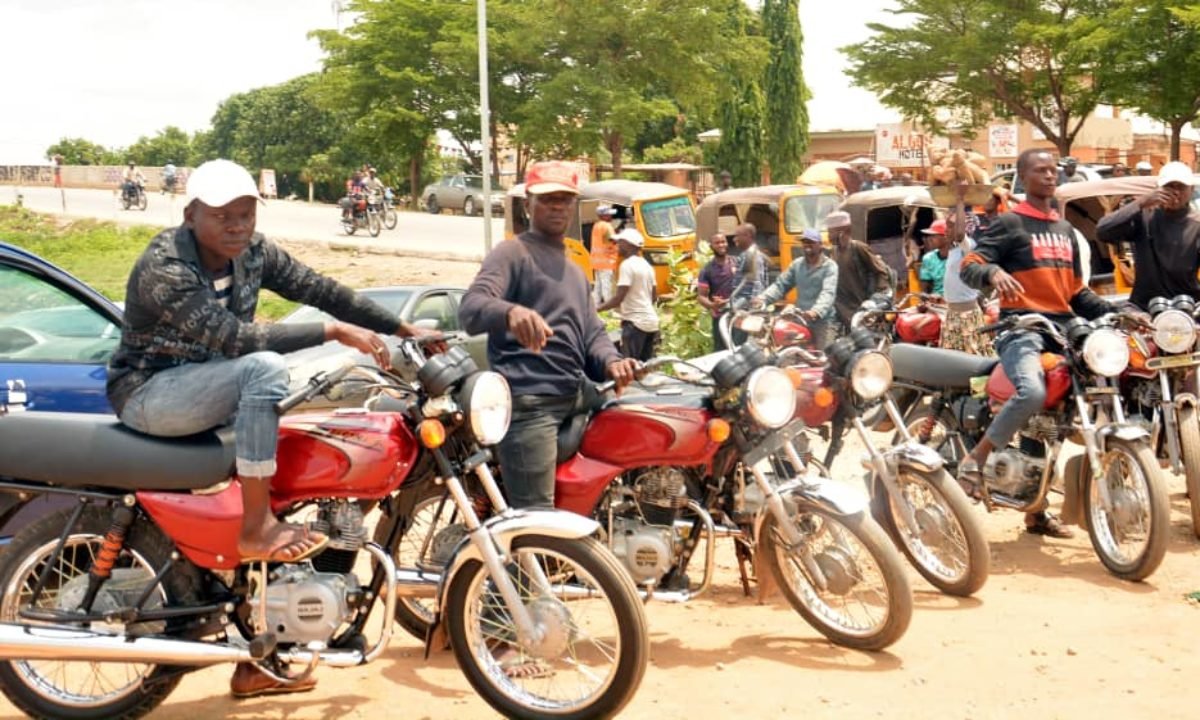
[606,358,640,392]
[398,322,448,355]
[328,321,393,371]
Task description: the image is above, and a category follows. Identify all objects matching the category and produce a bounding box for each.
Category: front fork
[852,395,939,532]
[1157,370,1184,474]
[1076,378,1127,512]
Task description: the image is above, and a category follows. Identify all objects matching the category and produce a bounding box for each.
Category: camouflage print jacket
[106,225,399,413]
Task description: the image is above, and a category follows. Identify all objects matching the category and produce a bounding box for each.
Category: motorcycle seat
[0,412,235,492]
[890,343,999,389]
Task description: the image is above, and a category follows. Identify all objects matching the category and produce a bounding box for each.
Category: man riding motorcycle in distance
[122,161,145,202]
[958,148,1116,538]
[106,159,443,698]
[459,160,639,510]
[1095,161,1200,310]
[750,228,839,349]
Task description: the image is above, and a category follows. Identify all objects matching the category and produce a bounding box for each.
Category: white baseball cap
[185,159,263,207]
[1135,160,1153,171]
[613,228,645,248]
[1157,161,1196,187]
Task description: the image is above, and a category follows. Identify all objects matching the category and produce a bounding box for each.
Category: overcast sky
[0,0,900,165]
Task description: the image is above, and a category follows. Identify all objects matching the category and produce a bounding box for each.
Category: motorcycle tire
[426,196,439,214]
[444,534,648,720]
[368,211,382,237]
[121,194,131,211]
[342,218,357,235]
[137,190,147,211]
[463,196,476,216]
[384,206,398,230]
[0,505,200,720]
[871,468,989,596]
[1082,437,1170,582]
[758,507,912,651]
[373,480,456,640]
[1178,405,1200,538]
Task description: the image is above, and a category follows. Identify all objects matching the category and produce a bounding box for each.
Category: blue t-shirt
[919,250,947,296]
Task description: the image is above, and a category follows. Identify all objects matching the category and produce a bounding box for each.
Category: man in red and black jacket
[959,149,1114,538]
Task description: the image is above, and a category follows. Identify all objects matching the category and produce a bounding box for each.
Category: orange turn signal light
[813,387,835,408]
[707,419,731,443]
[419,419,447,448]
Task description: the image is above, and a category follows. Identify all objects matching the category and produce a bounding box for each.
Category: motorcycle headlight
[745,366,796,429]
[458,371,511,446]
[1082,328,1130,377]
[1152,309,1196,354]
[849,350,893,401]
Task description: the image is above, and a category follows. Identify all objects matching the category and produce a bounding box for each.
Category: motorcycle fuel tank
[579,404,719,468]
[986,354,1071,409]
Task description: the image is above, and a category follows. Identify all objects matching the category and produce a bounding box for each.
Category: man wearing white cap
[1096,160,1200,310]
[597,228,660,360]
[107,159,441,697]
[824,210,892,327]
[1135,160,1154,176]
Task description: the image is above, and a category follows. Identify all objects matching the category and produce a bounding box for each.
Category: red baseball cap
[525,161,581,195]
[921,218,948,235]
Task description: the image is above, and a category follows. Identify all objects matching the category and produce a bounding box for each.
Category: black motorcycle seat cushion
[890,343,999,389]
[0,412,235,491]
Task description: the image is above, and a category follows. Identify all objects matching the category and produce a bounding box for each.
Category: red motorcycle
[394,342,914,651]
[852,292,948,346]
[0,343,648,720]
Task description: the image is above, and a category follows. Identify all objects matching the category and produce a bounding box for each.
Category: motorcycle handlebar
[594,356,684,395]
[275,362,356,415]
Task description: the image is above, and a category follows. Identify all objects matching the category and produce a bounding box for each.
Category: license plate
[1145,352,1200,370]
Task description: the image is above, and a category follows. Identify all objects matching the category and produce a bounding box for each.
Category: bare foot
[238,518,327,563]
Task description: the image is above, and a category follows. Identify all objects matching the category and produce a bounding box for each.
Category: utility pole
[477,0,494,253]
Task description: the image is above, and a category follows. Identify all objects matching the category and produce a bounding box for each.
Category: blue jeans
[118,352,290,477]
[985,330,1047,449]
[495,392,579,509]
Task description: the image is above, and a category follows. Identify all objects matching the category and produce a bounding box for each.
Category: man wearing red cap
[918,218,950,296]
[460,161,639,509]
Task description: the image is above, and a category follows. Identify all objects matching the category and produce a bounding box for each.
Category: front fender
[881,442,944,474]
[752,476,868,546]
[1096,423,1150,449]
[434,509,600,615]
[1175,392,1198,410]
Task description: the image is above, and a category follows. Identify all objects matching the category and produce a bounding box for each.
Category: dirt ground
[3,246,1200,719]
[274,238,484,289]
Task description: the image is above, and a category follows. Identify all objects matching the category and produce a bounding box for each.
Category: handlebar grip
[274,363,355,415]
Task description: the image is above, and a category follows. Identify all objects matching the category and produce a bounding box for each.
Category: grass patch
[0,207,297,319]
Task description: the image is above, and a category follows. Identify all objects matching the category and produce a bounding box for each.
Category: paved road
[1,185,502,262]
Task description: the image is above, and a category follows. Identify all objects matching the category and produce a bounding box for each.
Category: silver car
[420,174,504,216]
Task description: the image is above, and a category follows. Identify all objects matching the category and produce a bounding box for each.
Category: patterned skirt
[940,305,996,357]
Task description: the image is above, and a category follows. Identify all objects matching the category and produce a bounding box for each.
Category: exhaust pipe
[391,568,440,598]
[0,623,253,666]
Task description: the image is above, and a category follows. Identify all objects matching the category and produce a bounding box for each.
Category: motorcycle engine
[984,448,1044,500]
[309,500,368,574]
[609,516,675,585]
[629,466,689,526]
[252,566,359,645]
[950,396,991,433]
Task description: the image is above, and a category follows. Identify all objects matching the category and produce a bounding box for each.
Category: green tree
[761,0,810,183]
[44,137,110,165]
[844,0,1112,157]
[126,126,196,167]
[1090,1,1200,160]
[712,78,766,187]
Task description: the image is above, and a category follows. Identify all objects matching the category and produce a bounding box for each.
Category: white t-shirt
[943,237,979,304]
[617,255,660,332]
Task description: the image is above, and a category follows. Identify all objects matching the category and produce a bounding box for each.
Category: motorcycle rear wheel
[383,205,398,229]
[1083,437,1169,581]
[342,217,356,235]
[121,195,131,210]
[872,468,989,596]
[0,506,198,720]
[445,534,648,720]
[1178,405,1200,539]
[758,507,912,650]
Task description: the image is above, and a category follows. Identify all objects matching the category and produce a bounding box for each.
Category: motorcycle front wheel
[1083,437,1170,581]
[383,205,398,229]
[758,507,912,650]
[368,211,382,237]
[136,190,147,211]
[445,534,648,720]
[0,506,198,720]
[872,468,989,596]
[1177,405,1200,538]
[342,217,356,235]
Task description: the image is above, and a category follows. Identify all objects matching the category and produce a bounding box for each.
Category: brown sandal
[1025,511,1074,539]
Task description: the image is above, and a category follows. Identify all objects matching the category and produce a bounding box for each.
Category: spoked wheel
[1083,438,1170,581]
[383,205,398,229]
[342,217,356,235]
[445,535,647,720]
[0,506,196,720]
[374,483,461,639]
[872,468,989,596]
[368,211,382,237]
[1177,405,1200,538]
[758,507,911,650]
